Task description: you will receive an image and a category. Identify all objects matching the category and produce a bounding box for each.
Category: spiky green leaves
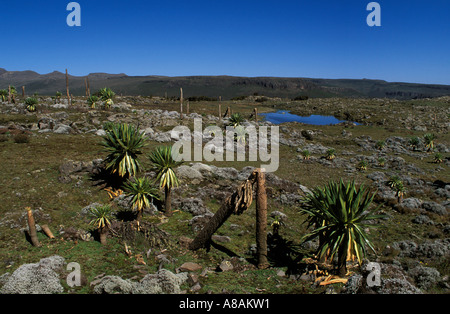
[387,175,402,189]
[325,148,336,160]
[123,177,160,213]
[0,90,8,102]
[423,133,435,152]
[300,180,384,265]
[388,176,406,200]
[101,123,146,178]
[357,160,368,171]
[434,153,443,163]
[301,149,311,160]
[148,146,183,190]
[229,113,245,127]
[87,95,99,108]
[408,136,420,151]
[88,204,114,230]
[99,87,115,108]
[25,97,38,112]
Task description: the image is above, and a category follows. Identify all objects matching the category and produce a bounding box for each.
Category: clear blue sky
[1,0,449,84]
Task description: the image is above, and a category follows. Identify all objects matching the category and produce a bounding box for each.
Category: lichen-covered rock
[136,269,188,294]
[92,269,188,294]
[343,262,423,294]
[401,197,423,210]
[58,159,103,183]
[92,276,136,294]
[377,278,423,294]
[422,201,447,216]
[0,256,65,294]
[175,197,211,216]
[391,239,450,258]
[175,165,204,182]
[408,266,441,290]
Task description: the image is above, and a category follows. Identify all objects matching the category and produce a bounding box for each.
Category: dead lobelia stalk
[26,207,41,247]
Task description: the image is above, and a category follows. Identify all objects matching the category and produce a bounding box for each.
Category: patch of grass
[0,114,38,125]
[198,267,319,294]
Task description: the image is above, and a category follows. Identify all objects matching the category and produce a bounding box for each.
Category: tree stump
[189,169,270,268]
[256,169,269,269]
[26,208,41,247]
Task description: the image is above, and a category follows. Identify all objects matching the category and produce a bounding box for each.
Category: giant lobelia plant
[148,146,183,217]
[101,123,146,178]
[123,177,160,222]
[299,180,384,276]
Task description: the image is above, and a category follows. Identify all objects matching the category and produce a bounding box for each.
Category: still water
[260,110,359,125]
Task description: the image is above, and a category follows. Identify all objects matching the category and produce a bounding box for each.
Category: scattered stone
[298,143,330,154]
[153,132,172,143]
[92,269,188,294]
[270,211,288,221]
[137,269,188,294]
[401,198,423,210]
[178,236,193,249]
[377,278,423,294]
[299,273,315,282]
[280,193,302,206]
[344,262,423,294]
[189,213,214,233]
[392,239,450,258]
[178,262,202,272]
[367,171,387,182]
[211,235,231,243]
[190,282,202,292]
[276,269,286,277]
[53,124,73,134]
[92,275,135,294]
[408,266,441,290]
[176,198,211,216]
[191,163,213,176]
[218,260,234,272]
[422,201,447,216]
[58,159,103,183]
[175,165,204,182]
[412,215,433,225]
[95,129,106,136]
[51,103,69,109]
[80,202,103,216]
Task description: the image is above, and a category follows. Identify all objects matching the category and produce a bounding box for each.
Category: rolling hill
[1,68,450,100]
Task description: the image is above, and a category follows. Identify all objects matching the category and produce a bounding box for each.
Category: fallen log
[41,225,55,239]
[189,170,258,251]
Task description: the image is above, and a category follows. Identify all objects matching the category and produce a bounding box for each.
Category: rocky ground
[0,95,448,294]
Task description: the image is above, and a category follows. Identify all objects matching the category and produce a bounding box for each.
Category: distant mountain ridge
[1,68,450,100]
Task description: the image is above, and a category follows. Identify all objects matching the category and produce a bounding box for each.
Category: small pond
[260,110,360,125]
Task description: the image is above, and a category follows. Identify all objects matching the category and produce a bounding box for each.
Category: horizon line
[1,67,449,87]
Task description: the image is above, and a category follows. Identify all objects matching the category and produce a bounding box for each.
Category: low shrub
[13,133,30,144]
